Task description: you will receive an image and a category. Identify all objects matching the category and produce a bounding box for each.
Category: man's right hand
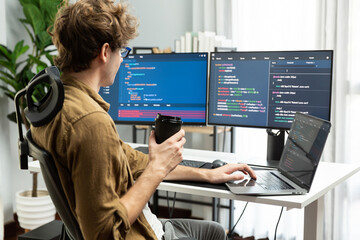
[147,129,186,178]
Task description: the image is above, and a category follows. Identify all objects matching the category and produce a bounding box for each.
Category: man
[32,0,256,239]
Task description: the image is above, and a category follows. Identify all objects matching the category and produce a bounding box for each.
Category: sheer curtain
[192,0,232,39]
[322,0,360,239]
[231,0,360,239]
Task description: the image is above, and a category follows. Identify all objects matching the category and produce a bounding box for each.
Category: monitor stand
[266,129,285,163]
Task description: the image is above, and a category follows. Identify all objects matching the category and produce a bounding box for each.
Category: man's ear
[99,43,111,63]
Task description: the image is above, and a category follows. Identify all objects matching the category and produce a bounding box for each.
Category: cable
[274,206,284,240]
[227,202,248,238]
[166,191,177,218]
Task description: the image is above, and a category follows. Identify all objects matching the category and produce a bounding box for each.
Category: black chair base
[18,220,63,240]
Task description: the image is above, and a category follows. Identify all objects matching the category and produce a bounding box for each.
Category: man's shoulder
[62,85,109,125]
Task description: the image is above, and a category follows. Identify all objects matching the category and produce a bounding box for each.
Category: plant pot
[15,189,56,230]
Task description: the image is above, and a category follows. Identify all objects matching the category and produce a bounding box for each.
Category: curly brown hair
[50,0,138,72]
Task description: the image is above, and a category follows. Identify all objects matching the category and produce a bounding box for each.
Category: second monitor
[208,50,333,130]
[100,53,208,125]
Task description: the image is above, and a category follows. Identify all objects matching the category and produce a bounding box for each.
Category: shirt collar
[61,73,110,112]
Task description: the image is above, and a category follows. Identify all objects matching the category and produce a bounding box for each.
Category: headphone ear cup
[24,67,64,127]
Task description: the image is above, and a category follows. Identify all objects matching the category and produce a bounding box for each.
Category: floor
[4,210,269,240]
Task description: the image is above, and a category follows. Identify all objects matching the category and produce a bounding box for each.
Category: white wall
[127,0,193,51]
[0,0,6,231]
[0,0,9,232]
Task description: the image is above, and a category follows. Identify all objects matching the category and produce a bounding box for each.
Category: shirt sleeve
[66,112,131,239]
[119,141,149,180]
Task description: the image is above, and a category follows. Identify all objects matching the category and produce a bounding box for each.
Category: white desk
[29,143,360,240]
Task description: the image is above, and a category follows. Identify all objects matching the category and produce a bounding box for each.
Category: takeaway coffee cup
[155,113,182,144]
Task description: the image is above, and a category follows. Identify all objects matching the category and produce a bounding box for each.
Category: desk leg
[304,196,324,240]
[153,190,159,216]
[229,200,234,231]
[132,125,137,143]
[213,126,218,151]
[212,198,219,221]
[230,127,235,153]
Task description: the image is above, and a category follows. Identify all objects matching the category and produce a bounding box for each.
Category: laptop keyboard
[255,171,294,190]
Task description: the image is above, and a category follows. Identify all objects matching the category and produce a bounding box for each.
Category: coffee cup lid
[156,113,182,122]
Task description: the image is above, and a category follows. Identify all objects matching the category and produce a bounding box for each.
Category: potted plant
[0,0,64,230]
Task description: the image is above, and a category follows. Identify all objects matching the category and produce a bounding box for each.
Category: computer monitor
[208,50,333,160]
[208,50,333,129]
[100,53,208,125]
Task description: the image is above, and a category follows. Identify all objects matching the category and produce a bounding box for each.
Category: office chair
[14,66,197,240]
[15,66,83,240]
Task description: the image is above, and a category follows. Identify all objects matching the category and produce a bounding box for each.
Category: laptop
[226,112,331,195]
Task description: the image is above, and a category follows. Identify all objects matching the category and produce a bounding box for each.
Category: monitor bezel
[206,50,333,130]
[108,52,209,126]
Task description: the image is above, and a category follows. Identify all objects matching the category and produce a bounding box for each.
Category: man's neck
[66,67,101,93]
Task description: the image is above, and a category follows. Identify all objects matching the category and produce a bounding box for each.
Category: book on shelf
[180,35,185,53]
[175,31,234,53]
[174,39,181,53]
[185,32,192,52]
[192,36,199,52]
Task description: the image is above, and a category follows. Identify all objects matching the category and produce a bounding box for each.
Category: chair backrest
[25,130,84,240]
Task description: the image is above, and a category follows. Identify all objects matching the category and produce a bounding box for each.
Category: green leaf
[0,85,12,93]
[22,4,45,35]
[20,20,35,43]
[18,67,36,86]
[44,48,57,53]
[45,52,54,65]
[0,60,15,74]
[28,55,47,69]
[17,45,30,59]
[0,44,12,61]
[19,18,30,25]
[5,92,15,100]
[0,70,15,81]
[11,40,29,64]
[36,31,52,50]
[15,59,28,72]
[26,70,35,80]
[7,112,18,124]
[12,40,24,60]
[39,0,62,27]
[36,65,45,73]
[0,85,16,99]
[0,76,21,90]
[32,83,50,101]
[20,0,40,8]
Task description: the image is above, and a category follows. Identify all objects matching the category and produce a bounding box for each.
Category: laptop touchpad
[228,178,256,187]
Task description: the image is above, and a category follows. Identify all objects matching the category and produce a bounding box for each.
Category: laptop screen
[279,112,331,190]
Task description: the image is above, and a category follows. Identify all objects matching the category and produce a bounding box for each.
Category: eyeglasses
[120,47,131,58]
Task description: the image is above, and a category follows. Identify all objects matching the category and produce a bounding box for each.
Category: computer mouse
[211,159,227,169]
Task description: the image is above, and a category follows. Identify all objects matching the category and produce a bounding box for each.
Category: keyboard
[179,159,207,168]
[255,171,294,190]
